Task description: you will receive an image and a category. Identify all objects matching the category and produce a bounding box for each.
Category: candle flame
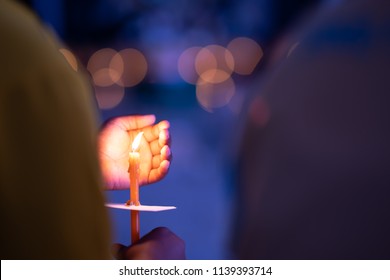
[132,132,144,152]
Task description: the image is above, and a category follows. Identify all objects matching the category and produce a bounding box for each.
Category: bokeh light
[227,37,263,75]
[199,69,232,84]
[94,84,125,110]
[177,46,202,84]
[87,48,121,87]
[91,68,122,87]
[196,76,235,112]
[195,45,234,83]
[59,48,78,71]
[112,48,148,87]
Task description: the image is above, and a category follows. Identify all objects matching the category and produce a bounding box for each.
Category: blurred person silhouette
[0,0,184,259]
[231,0,390,259]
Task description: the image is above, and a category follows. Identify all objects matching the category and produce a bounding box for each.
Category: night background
[21,0,323,259]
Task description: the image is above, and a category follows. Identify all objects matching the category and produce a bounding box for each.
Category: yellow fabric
[0,0,111,259]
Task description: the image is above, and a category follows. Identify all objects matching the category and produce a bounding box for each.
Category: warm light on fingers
[161,145,170,157]
[159,130,169,140]
[158,120,170,129]
[159,130,169,147]
[160,160,170,170]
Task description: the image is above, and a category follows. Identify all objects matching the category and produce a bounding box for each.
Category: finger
[158,120,170,130]
[148,160,170,183]
[158,129,170,147]
[161,145,172,161]
[160,159,170,171]
[152,146,171,169]
[149,130,170,156]
[152,155,161,169]
[150,139,161,156]
[143,124,160,142]
[143,120,170,142]
[113,115,156,131]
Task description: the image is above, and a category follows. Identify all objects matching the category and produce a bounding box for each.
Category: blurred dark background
[21,0,323,259]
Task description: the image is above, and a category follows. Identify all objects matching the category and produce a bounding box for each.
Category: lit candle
[128,131,143,243]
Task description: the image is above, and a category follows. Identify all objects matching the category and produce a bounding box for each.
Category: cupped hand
[98,115,171,190]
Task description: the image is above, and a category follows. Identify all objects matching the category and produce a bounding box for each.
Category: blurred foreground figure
[234,0,390,259]
[0,0,183,259]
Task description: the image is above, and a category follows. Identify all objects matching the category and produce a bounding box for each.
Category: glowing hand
[98,115,171,190]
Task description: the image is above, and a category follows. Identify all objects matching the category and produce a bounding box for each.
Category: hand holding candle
[99,115,173,244]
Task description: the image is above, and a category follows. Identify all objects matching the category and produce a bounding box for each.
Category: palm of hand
[99,116,170,190]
